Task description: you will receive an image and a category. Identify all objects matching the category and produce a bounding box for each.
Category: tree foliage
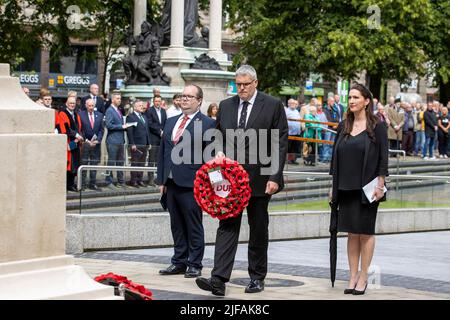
[224,0,448,101]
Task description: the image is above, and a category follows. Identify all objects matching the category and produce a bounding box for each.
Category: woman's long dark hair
[343,83,379,142]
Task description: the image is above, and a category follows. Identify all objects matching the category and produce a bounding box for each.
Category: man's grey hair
[85,98,95,106]
[235,64,258,80]
[133,99,143,107]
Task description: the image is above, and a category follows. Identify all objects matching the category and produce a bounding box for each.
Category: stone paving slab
[75,258,450,300]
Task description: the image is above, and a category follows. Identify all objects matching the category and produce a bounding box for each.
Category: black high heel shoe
[344,285,356,294]
[352,282,368,295]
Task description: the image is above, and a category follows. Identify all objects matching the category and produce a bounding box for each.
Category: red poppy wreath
[94,272,153,300]
[194,157,251,220]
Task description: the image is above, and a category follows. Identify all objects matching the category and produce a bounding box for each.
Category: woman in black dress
[329,83,389,295]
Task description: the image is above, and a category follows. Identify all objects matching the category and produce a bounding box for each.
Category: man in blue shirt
[285,99,301,164]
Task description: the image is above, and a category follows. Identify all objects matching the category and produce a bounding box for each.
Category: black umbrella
[329,200,338,287]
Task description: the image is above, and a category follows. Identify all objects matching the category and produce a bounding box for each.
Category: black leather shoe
[245,279,264,293]
[185,266,202,278]
[159,264,186,275]
[195,277,225,296]
[137,181,146,187]
[131,183,140,188]
[89,184,100,191]
[67,186,78,192]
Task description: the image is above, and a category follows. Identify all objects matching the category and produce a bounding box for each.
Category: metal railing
[76,165,158,190]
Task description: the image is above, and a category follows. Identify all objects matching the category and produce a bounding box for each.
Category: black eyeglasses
[181,94,198,100]
[236,80,255,88]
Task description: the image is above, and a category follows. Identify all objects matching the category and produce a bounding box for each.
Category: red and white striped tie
[173,115,189,144]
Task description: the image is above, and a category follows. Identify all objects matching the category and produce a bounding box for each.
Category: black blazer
[329,121,389,204]
[146,106,167,145]
[216,91,289,197]
[423,109,438,137]
[126,112,151,146]
[156,112,216,188]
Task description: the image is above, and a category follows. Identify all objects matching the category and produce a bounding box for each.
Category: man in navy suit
[81,84,105,114]
[146,95,167,185]
[79,99,104,190]
[104,92,130,188]
[156,85,216,279]
[126,100,151,187]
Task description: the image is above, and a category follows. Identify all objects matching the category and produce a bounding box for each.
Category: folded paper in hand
[362,177,387,203]
[68,141,78,151]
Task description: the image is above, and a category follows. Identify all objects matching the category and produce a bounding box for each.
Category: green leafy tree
[224,0,438,101]
[425,0,450,103]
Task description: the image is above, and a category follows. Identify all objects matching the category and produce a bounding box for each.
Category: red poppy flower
[94,273,153,300]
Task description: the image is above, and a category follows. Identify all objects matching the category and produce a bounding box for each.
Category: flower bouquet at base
[194,157,251,220]
[94,272,153,300]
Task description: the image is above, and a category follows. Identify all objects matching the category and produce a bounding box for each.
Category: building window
[50,45,98,75]
[15,48,41,72]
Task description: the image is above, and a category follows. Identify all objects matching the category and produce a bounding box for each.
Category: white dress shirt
[166,105,183,118]
[171,110,200,141]
[154,106,162,123]
[237,89,258,127]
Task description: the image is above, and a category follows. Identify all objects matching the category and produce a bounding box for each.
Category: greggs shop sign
[48,73,97,88]
[13,72,40,85]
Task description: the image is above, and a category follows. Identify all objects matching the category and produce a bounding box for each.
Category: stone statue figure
[161,0,200,47]
[194,27,209,48]
[191,53,221,70]
[123,21,171,85]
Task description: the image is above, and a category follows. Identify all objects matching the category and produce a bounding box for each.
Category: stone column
[0,64,117,299]
[207,0,230,69]
[208,0,222,54]
[134,0,147,36]
[170,0,184,48]
[161,0,193,87]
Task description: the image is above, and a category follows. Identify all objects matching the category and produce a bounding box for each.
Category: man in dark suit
[145,95,167,185]
[156,85,216,279]
[126,100,151,187]
[81,84,105,114]
[79,98,104,190]
[195,65,288,296]
[104,92,130,188]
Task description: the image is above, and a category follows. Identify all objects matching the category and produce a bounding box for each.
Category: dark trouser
[67,171,76,189]
[287,136,301,161]
[389,139,400,156]
[81,143,101,186]
[166,179,204,269]
[67,147,80,189]
[438,131,448,156]
[130,145,149,184]
[106,143,125,185]
[148,144,159,183]
[402,130,415,155]
[211,195,271,282]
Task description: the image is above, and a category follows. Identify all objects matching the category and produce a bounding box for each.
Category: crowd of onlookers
[284,95,344,165]
[285,94,450,165]
[23,84,220,192]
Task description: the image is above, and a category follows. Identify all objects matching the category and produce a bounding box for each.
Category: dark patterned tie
[238,101,249,129]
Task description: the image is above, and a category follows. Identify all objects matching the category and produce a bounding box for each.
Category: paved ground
[75,230,450,300]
